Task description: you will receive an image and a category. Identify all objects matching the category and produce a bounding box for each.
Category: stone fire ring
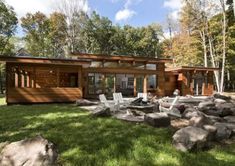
[127,104,155,113]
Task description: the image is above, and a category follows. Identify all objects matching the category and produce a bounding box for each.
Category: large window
[146,64,157,70]
[104,62,119,68]
[133,62,145,69]
[88,73,104,95]
[147,75,158,89]
[90,61,103,67]
[136,75,144,93]
[59,72,78,87]
[105,74,115,97]
[116,74,134,97]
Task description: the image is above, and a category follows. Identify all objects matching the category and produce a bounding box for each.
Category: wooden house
[0,54,219,104]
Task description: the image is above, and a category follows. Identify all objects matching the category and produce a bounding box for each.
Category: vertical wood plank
[15,68,18,88]
[56,67,60,88]
[33,67,36,88]
[26,73,30,87]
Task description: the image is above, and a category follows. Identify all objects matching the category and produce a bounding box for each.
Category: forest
[0,0,234,93]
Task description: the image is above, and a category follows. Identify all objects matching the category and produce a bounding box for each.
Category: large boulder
[182,107,204,119]
[172,126,209,152]
[215,122,235,136]
[76,99,98,106]
[92,105,111,117]
[198,100,220,116]
[224,116,235,123]
[203,125,217,141]
[144,113,170,127]
[0,136,58,166]
[215,103,234,117]
[213,93,231,101]
[214,98,227,105]
[198,100,215,110]
[189,114,213,128]
[214,123,232,141]
[206,115,224,123]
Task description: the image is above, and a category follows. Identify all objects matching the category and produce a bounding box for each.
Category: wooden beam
[0,56,91,66]
[84,67,163,75]
[70,53,172,63]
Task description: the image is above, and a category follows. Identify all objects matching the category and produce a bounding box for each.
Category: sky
[5,0,183,36]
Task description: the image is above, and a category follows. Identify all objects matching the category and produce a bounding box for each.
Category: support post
[144,75,147,93]
[134,75,137,97]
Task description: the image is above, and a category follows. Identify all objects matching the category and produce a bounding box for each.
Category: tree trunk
[233,0,235,18]
[199,30,208,67]
[0,65,3,94]
[220,0,227,93]
[208,36,220,91]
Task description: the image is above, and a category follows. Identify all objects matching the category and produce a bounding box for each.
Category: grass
[0,97,235,165]
[0,94,6,105]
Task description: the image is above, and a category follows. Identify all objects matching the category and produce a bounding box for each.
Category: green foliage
[48,12,67,57]
[21,12,67,57]
[20,10,163,57]
[21,12,51,57]
[0,102,235,165]
[0,0,18,55]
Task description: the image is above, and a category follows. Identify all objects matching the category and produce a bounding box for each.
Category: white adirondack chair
[99,94,110,107]
[113,93,125,104]
[99,94,120,112]
[137,93,148,101]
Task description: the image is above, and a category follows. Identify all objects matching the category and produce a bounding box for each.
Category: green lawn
[0,97,235,166]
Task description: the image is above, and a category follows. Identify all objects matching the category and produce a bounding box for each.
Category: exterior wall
[6,63,82,104]
[7,88,82,103]
[164,72,177,96]
[202,72,214,96]
[179,71,214,96]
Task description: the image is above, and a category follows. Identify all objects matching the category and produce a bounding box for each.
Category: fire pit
[127,97,155,113]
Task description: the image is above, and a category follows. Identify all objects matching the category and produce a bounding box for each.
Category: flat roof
[166,66,220,72]
[0,56,91,66]
[71,53,172,63]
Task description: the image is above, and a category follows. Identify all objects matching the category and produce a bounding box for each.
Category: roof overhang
[71,53,172,63]
[0,56,91,66]
[166,66,220,73]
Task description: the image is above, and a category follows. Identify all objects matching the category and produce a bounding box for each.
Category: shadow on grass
[0,104,235,166]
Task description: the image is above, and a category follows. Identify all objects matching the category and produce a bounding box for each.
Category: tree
[56,0,89,53]
[48,12,67,57]
[21,12,67,57]
[0,0,18,55]
[84,12,115,54]
[219,0,227,92]
[21,12,50,57]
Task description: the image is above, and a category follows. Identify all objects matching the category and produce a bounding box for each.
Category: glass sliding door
[116,74,134,97]
[88,73,104,95]
[136,75,144,93]
[105,74,115,98]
